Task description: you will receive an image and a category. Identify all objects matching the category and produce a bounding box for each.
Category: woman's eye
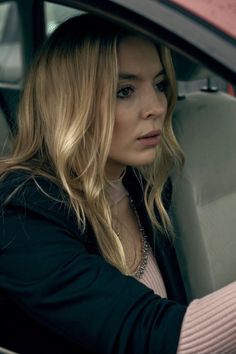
[155,80,168,93]
[117,87,134,99]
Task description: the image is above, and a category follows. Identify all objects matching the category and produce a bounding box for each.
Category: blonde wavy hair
[0,14,183,274]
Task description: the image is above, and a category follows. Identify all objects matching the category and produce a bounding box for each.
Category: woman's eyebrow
[154,69,166,79]
[118,69,165,81]
[118,73,140,80]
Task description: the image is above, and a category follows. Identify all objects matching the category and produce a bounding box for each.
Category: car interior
[0,0,236,350]
[171,55,236,301]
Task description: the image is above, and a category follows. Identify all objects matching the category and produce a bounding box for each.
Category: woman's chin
[130,152,157,167]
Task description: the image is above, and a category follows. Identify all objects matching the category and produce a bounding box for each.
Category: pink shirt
[140,250,236,354]
[108,179,236,354]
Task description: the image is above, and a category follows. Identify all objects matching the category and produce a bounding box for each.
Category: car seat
[171,56,236,301]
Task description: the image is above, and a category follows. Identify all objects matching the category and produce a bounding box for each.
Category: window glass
[44,2,85,35]
[0,1,22,83]
[173,51,229,96]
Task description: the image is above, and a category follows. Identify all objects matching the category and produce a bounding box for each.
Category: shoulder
[0,170,61,197]
[0,170,78,233]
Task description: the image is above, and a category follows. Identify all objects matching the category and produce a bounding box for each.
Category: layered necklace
[107,174,150,279]
[128,197,150,279]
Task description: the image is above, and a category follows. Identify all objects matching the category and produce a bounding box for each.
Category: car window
[0,1,22,84]
[172,51,230,96]
[44,2,85,35]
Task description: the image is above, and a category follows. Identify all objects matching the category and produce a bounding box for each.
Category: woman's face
[106,35,168,179]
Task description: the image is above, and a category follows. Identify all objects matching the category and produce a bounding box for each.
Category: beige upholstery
[171,91,236,301]
[0,107,11,155]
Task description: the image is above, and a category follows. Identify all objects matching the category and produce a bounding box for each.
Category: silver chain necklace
[128,197,150,279]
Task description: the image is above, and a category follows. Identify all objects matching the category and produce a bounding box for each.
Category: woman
[0,14,235,354]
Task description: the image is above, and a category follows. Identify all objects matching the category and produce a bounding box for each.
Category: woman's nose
[141,88,167,120]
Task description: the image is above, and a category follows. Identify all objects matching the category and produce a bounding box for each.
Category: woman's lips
[137,130,161,146]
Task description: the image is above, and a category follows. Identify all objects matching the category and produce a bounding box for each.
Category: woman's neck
[105,159,126,180]
[106,169,128,205]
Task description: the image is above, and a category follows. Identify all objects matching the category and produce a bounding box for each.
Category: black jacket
[0,169,186,354]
